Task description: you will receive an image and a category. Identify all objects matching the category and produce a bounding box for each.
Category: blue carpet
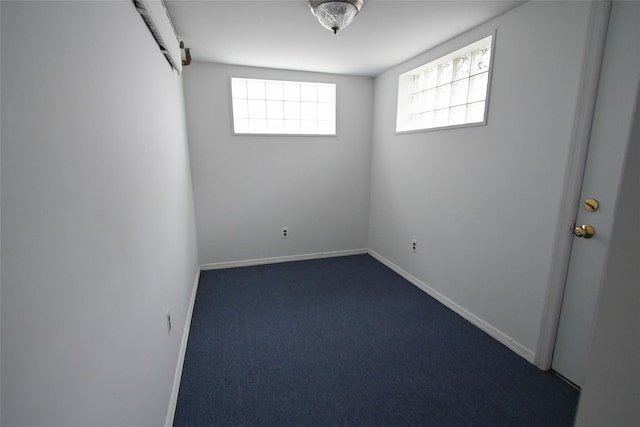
[174,254,578,426]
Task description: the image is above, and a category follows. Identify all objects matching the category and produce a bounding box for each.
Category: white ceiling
[165,0,526,77]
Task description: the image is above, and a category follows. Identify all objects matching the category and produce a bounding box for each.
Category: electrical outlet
[166,311,172,335]
[282,227,288,238]
[412,239,417,253]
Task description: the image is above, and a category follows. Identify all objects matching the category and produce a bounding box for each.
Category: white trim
[368,249,535,363]
[165,268,200,427]
[200,249,368,271]
[534,0,611,370]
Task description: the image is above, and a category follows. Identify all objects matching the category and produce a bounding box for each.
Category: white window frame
[396,31,496,134]
[230,77,337,136]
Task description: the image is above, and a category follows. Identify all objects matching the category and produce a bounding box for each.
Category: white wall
[183,63,372,266]
[1,2,199,426]
[368,1,593,359]
[575,4,640,424]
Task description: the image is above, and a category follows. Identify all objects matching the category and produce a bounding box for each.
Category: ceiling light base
[309,0,364,34]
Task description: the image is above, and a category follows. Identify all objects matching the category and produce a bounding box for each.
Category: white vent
[133,0,182,73]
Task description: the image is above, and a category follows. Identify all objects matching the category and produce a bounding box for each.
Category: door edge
[534,0,612,370]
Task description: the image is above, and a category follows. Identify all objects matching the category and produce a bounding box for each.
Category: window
[396,34,494,133]
[231,78,336,135]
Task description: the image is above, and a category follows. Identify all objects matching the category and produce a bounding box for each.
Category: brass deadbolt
[584,198,600,212]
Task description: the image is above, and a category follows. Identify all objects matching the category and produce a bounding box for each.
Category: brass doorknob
[574,224,595,238]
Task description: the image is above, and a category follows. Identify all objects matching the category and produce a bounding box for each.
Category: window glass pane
[248,100,266,118]
[412,92,424,114]
[301,102,317,120]
[317,85,335,102]
[318,103,334,121]
[421,111,435,129]
[301,84,317,102]
[437,61,453,85]
[284,101,300,120]
[301,120,317,133]
[466,101,485,123]
[284,83,300,101]
[411,114,421,129]
[284,119,301,134]
[468,73,488,103]
[435,84,451,110]
[266,100,284,119]
[424,68,437,89]
[267,119,284,133]
[471,48,491,75]
[450,79,469,106]
[232,99,248,118]
[423,88,436,112]
[453,55,471,81]
[247,81,265,99]
[232,79,247,99]
[412,72,424,93]
[248,118,267,133]
[434,108,449,127]
[234,118,249,133]
[450,105,467,125]
[396,34,492,133]
[231,78,336,135]
[266,82,284,100]
[317,120,335,134]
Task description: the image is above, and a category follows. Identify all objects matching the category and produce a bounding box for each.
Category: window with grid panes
[231,78,336,135]
[396,34,494,133]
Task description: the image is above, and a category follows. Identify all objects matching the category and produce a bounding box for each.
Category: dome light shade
[309,0,364,34]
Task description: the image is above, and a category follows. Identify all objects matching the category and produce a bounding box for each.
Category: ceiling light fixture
[309,0,364,34]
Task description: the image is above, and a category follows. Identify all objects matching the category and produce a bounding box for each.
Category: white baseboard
[165,268,200,427]
[199,248,368,271]
[367,249,535,364]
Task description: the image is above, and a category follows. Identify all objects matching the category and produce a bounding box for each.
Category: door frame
[533,0,612,370]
